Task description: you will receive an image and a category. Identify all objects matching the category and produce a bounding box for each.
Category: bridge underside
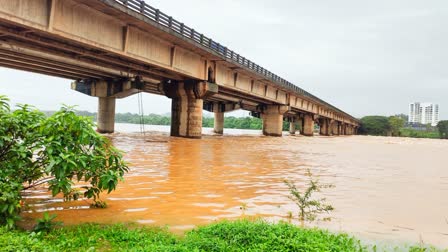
[0,0,359,138]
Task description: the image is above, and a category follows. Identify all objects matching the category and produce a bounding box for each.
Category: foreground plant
[0,220,366,251]
[0,95,128,228]
[33,212,62,233]
[284,170,334,223]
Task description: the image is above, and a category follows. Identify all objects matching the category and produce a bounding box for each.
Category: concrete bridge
[0,0,359,138]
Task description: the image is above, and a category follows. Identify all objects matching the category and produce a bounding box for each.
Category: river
[22,123,448,248]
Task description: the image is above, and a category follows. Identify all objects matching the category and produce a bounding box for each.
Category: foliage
[284,170,334,222]
[389,116,405,136]
[394,113,409,123]
[203,116,264,130]
[399,128,440,139]
[33,212,62,233]
[359,115,444,140]
[0,221,366,252]
[358,116,391,136]
[182,220,363,252]
[0,95,128,228]
[90,200,108,209]
[437,120,448,139]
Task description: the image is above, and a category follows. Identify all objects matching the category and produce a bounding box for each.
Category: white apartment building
[409,102,439,126]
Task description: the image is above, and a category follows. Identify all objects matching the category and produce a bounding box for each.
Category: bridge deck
[0,0,358,126]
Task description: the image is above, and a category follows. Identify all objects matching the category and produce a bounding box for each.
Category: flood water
[22,123,448,248]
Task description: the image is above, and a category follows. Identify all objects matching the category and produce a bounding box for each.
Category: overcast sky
[1,0,447,119]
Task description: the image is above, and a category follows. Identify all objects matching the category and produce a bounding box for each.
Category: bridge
[0,0,359,138]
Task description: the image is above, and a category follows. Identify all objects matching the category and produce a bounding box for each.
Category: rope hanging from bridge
[137,91,145,136]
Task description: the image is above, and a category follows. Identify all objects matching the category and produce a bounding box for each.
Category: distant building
[409,102,439,126]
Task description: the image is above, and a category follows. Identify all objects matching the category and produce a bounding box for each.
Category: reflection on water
[22,123,448,248]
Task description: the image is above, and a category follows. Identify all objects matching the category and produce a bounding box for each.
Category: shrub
[284,170,334,222]
[0,95,128,228]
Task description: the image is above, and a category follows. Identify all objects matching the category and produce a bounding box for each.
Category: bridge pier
[204,102,240,135]
[330,120,337,135]
[72,78,142,134]
[302,114,314,136]
[319,119,330,136]
[97,97,116,133]
[163,80,217,139]
[214,111,224,134]
[261,105,289,137]
[349,125,355,135]
[289,120,296,135]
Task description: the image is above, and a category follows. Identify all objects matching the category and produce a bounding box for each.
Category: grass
[0,220,365,252]
[0,220,445,251]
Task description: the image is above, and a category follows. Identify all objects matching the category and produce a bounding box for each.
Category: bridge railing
[114,0,357,121]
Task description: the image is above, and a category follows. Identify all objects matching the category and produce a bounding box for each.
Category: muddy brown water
[22,124,448,248]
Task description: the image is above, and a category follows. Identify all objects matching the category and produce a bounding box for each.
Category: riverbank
[1,220,439,251]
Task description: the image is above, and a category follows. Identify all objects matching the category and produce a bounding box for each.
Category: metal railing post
[180,23,184,35]
[140,0,145,14]
[155,9,160,22]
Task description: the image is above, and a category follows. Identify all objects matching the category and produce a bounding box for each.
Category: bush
[183,220,363,252]
[284,171,334,222]
[0,95,128,228]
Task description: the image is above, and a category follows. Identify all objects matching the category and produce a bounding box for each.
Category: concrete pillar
[319,123,324,135]
[331,121,339,135]
[261,105,289,137]
[97,97,116,133]
[297,119,303,134]
[204,102,240,135]
[170,95,203,138]
[163,80,217,139]
[302,114,314,136]
[73,78,144,134]
[289,121,296,135]
[319,119,330,136]
[214,111,224,134]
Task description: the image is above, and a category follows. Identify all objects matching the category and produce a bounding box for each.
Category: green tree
[0,95,128,228]
[359,116,391,136]
[388,116,405,136]
[394,113,409,123]
[437,120,448,139]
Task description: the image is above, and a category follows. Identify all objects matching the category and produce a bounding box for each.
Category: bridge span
[0,0,359,138]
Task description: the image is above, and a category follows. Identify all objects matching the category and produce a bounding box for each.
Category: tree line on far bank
[359,115,448,139]
[71,111,295,131]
